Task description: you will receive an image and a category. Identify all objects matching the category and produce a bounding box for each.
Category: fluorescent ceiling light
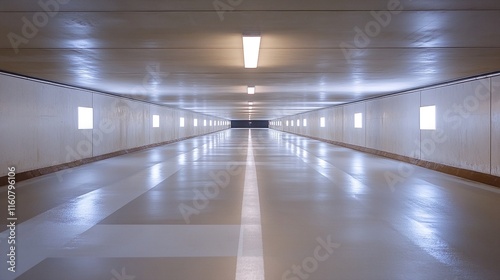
[248,86,255,95]
[248,102,253,105]
[243,36,261,68]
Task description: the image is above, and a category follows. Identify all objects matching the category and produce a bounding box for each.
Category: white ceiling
[1,0,500,119]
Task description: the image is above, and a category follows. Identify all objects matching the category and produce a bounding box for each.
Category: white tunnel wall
[332,106,344,142]
[0,75,93,173]
[492,76,500,176]
[94,94,147,156]
[271,74,500,177]
[366,92,420,158]
[0,73,229,177]
[342,102,366,147]
[420,80,491,173]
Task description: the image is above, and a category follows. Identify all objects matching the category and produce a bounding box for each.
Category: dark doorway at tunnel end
[231,120,269,128]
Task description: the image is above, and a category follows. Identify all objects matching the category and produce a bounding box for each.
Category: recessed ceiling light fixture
[242,35,261,68]
[248,86,255,94]
[248,102,253,105]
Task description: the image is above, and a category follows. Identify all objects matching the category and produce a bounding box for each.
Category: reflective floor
[1,129,500,280]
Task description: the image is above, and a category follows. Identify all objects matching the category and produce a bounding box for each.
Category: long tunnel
[1,1,500,279]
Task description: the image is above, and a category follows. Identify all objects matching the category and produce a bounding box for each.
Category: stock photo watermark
[178,162,243,224]
[7,0,71,54]
[53,63,168,182]
[384,78,497,190]
[213,0,244,21]
[339,0,403,63]
[6,167,17,273]
[177,129,268,223]
[282,235,340,280]
[111,267,135,280]
[131,62,169,99]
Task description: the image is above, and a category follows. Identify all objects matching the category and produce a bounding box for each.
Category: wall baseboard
[279,130,500,188]
[1,130,227,186]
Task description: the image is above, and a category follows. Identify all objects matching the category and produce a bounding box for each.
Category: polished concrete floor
[1,129,500,280]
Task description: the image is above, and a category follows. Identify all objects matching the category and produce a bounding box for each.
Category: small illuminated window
[194,119,198,127]
[210,120,213,126]
[180,117,185,127]
[78,107,93,129]
[152,115,160,128]
[297,119,300,126]
[204,119,207,126]
[420,105,436,130]
[320,117,326,128]
[286,120,289,126]
[291,120,294,127]
[303,119,307,127]
[354,113,363,128]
